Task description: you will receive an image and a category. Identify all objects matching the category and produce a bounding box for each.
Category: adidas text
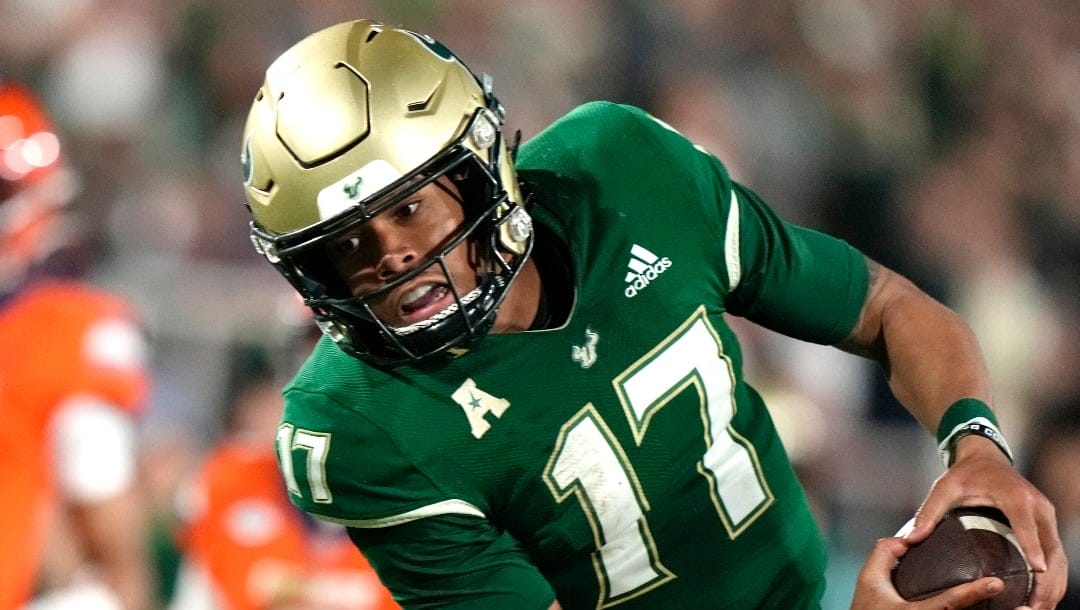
[624,257,672,298]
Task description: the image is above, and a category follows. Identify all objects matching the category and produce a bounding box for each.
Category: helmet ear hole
[498,207,532,256]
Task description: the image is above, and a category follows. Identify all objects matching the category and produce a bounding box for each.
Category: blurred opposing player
[0,79,153,610]
[170,342,398,610]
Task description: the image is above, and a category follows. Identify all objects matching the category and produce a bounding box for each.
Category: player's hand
[850,536,1006,609]
[904,435,1068,609]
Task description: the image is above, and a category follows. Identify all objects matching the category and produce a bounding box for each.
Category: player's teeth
[402,284,434,307]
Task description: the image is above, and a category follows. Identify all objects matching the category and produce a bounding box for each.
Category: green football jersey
[277,102,869,609]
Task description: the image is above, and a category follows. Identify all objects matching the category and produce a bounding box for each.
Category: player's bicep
[348,514,556,610]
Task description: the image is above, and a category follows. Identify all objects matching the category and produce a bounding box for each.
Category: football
[892,507,1032,609]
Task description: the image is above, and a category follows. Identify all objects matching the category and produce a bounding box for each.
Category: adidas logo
[624,244,672,298]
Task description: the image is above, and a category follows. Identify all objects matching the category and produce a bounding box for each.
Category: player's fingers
[863,536,907,572]
[1026,539,1068,609]
[1007,499,1049,573]
[854,536,905,593]
[904,493,948,544]
[915,577,1004,610]
[851,538,910,610]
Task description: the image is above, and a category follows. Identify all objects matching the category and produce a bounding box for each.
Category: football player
[0,79,153,609]
[170,343,400,610]
[241,20,1066,609]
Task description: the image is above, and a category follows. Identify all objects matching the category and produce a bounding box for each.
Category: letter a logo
[451,378,510,439]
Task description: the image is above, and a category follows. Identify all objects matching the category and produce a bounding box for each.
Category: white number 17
[543,309,774,607]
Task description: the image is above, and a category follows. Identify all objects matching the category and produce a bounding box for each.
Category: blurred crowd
[1,0,1077,607]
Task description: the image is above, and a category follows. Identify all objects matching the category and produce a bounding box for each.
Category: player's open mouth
[399,283,451,322]
[392,284,484,336]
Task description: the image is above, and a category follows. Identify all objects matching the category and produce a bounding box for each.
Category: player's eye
[393,200,420,220]
[330,234,363,257]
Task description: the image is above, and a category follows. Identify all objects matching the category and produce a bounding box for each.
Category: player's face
[324,177,478,328]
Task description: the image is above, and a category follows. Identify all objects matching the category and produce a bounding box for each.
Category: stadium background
[2,0,1077,606]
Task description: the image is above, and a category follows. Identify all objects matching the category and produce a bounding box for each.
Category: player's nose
[370,227,418,281]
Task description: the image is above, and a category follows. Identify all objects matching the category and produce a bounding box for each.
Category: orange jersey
[0,281,149,609]
[177,440,399,610]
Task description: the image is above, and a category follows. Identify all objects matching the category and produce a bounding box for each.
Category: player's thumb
[924,577,1004,609]
[850,538,908,610]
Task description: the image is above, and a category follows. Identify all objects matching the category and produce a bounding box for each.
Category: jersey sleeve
[52,396,138,502]
[603,103,869,344]
[281,387,556,608]
[348,515,556,610]
[75,313,150,411]
[520,102,868,345]
[722,181,870,344]
[280,387,476,525]
[31,284,151,413]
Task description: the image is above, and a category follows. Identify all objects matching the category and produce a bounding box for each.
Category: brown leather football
[892,507,1032,609]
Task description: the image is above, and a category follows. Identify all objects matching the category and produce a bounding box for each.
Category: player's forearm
[880,293,991,431]
[73,490,154,610]
[105,559,153,610]
[839,260,993,432]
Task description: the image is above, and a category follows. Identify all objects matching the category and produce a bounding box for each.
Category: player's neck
[523,228,573,331]
[491,257,541,334]
[492,225,574,334]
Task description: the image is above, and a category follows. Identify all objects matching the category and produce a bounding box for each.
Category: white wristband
[937,416,1014,467]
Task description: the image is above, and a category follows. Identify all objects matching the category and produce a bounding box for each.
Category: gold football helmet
[242,20,533,366]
